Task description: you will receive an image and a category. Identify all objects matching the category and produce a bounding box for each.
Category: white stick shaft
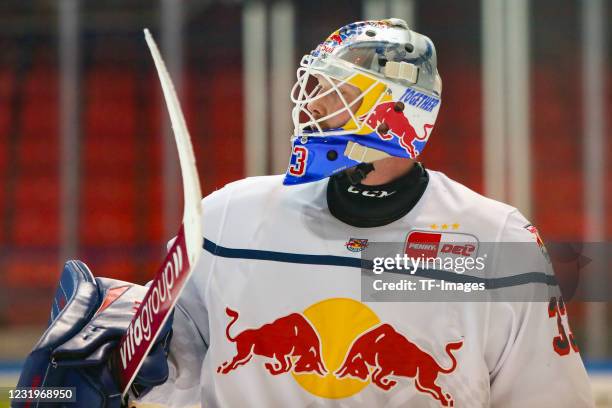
[116,29,203,397]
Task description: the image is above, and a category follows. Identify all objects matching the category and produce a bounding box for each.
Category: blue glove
[14,260,173,408]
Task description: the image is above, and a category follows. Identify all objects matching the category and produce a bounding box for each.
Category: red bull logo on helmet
[314,23,365,56]
[218,298,462,406]
[313,20,394,57]
[362,101,434,159]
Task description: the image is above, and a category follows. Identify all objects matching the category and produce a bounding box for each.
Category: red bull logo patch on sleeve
[217,298,463,406]
[345,238,369,252]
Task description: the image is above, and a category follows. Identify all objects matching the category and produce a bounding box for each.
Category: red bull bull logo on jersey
[218,298,462,406]
[335,324,462,406]
[217,308,327,376]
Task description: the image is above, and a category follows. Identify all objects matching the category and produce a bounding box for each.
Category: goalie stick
[114,29,203,397]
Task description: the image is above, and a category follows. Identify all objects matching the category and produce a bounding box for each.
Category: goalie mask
[283,19,442,185]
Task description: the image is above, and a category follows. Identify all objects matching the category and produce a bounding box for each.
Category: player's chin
[303,116,346,132]
[303,121,330,132]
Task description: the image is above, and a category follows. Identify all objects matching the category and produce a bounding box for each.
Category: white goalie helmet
[284,18,442,185]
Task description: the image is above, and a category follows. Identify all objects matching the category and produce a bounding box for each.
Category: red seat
[81,176,135,207]
[13,206,59,246]
[4,252,59,287]
[88,253,137,281]
[2,304,50,325]
[0,69,14,149]
[417,64,482,192]
[0,69,10,243]
[23,68,57,100]
[80,209,137,246]
[14,175,59,210]
[12,173,59,247]
[84,69,136,138]
[21,68,58,138]
[208,68,244,187]
[145,178,164,243]
[17,137,59,168]
[83,136,136,169]
[21,103,58,139]
[532,65,583,240]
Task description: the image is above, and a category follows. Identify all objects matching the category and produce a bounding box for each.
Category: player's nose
[306,97,326,120]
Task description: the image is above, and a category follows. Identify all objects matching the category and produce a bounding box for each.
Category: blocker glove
[15,260,173,408]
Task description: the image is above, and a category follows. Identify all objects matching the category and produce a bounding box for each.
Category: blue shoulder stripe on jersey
[203,239,557,288]
[204,238,365,268]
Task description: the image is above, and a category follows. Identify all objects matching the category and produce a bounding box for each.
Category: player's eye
[310,84,323,97]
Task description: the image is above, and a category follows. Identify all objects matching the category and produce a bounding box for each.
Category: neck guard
[327,162,428,228]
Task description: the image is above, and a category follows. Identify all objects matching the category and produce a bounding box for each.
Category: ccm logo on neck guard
[347,185,396,198]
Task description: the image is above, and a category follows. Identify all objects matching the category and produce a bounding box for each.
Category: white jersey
[137,170,593,408]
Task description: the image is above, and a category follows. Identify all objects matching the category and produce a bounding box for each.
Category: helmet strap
[346,163,375,185]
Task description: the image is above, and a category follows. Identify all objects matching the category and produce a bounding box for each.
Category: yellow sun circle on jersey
[291,298,380,399]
